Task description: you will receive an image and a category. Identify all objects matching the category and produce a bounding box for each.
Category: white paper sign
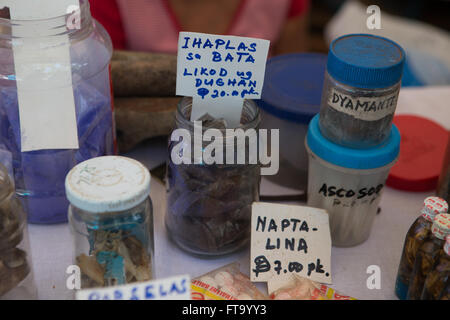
[76,275,191,300]
[4,0,80,152]
[176,32,270,128]
[250,202,332,285]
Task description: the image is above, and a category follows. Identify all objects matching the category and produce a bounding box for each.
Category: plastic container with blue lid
[319,34,406,149]
[256,53,327,190]
[306,115,400,247]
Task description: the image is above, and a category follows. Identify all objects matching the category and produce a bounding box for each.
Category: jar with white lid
[66,156,154,289]
[319,34,405,149]
[306,114,400,247]
[0,163,36,299]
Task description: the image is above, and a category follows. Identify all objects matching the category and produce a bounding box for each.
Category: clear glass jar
[394,197,448,300]
[421,235,450,300]
[0,163,36,299]
[165,97,261,256]
[319,34,405,149]
[66,156,154,289]
[0,0,115,224]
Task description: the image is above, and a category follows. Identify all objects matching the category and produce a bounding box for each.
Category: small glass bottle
[0,163,36,299]
[395,196,448,300]
[319,34,405,148]
[165,97,261,256]
[407,213,450,300]
[66,156,154,289]
[421,235,450,300]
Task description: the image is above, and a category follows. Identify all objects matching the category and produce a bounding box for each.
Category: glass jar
[319,34,405,149]
[437,140,450,204]
[395,197,448,300]
[0,0,115,224]
[66,156,154,289]
[407,213,450,300]
[0,163,36,299]
[165,97,261,256]
[421,235,450,300]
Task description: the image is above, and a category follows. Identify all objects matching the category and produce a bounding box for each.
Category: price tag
[250,202,332,285]
[4,0,80,152]
[176,32,270,128]
[76,275,191,300]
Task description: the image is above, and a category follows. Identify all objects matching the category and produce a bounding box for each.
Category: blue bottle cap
[327,34,406,89]
[256,53,327,124]
[306,115,400,170]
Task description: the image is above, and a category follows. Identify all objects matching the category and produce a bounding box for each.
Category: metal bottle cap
[431,214,450,240]
[421,197,448,221]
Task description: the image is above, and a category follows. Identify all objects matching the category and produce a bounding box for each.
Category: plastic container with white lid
[256,53,327,190]
[66,156,154,289]
[306,115,401,247]
[319,34,405,149]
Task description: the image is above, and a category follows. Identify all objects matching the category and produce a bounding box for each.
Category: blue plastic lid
[327,34,405,89]
[306,115,400,170]
[256,53,327,124]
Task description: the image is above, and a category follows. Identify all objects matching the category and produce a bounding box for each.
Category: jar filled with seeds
[407,213,450,299]
[0,163,36,299]
[395,196,448,300]
[319,34,405,149]
[421,235,450,300]
[66,156,154,289]
[165,97,261,256]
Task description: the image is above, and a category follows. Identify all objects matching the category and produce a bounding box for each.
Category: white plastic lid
[431,214,450,240]
[65,156,151,213]
[421,196,448,221]
[445,235,450,256]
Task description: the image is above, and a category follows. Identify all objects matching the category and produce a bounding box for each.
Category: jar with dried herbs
[0,163,36,299]
[66,156,154,289]
[395,197,448,300]
[407,213,450,300]
[165,97,261,256]
[421,235,450,300]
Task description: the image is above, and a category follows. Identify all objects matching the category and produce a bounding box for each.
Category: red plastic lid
[386,115,449,191]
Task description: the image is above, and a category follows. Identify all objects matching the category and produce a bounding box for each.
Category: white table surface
[27,86,450,300]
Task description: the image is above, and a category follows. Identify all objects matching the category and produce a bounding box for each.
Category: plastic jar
[256,53,326,190]
[165,97,261,256]
[319,34,405,149]
[306,115,400,247]
[0,0,115,224]
[0,163,36,299]
[66,156,154,289]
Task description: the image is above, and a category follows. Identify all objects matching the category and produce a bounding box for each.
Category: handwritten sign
[4,0,79,151]
[76,275,191,300]
[250,202,332,285]
[176,32,270,128]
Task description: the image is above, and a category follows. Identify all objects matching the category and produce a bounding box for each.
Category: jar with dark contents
[407,213,450,300]
[437,140,450,204]
[421,235,450,300]
[0,164,36,299]
[319,34,405,149]
[66,156,154,289]
[165,97,261,256]
[395,197,448,300]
